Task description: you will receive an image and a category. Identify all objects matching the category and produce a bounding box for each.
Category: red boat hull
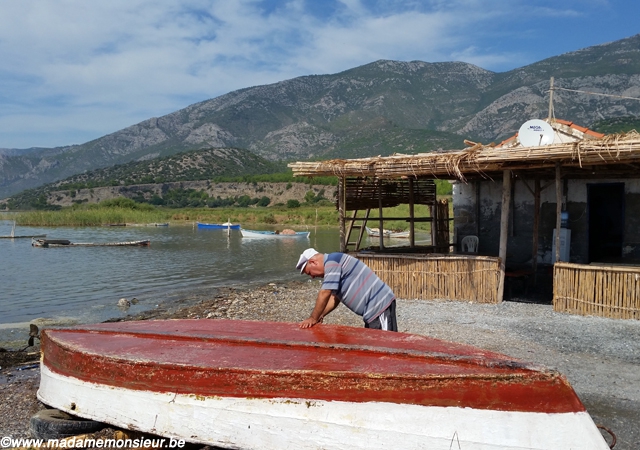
[41,319,582,413]
[37,319,608,449]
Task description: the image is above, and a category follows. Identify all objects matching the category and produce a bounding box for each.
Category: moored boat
[197,221,240,230]
[37,319,609,449]
[365,226,410,238]
[125,222,169,227]
[31,238,150,247]
[240,228,310,238]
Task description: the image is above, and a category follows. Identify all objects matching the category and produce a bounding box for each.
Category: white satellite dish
[518,119,555,147]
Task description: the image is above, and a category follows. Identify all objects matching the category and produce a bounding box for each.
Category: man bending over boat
[296,248,397,331]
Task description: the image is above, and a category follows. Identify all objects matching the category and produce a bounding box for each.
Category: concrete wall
[453,178,640,265]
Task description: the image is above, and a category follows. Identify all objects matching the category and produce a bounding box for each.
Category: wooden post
[548,77,555,120]
[408,178,415,248]
[474,181,480,238]
[378,181,384,250]
[431,194,438,251]
[339,176,346,252]
[554,163,562,263]
[497,170,511,302]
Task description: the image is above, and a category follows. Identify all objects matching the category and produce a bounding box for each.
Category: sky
[0,0,638,150]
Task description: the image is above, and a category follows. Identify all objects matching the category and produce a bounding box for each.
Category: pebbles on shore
[1,280,638,449]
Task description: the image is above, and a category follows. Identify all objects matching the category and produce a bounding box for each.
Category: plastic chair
[461,235,479,253]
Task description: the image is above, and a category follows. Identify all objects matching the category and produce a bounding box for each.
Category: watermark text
[1,435,186,448]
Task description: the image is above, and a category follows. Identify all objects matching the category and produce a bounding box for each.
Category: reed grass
[2,199,450,229]
[171,205,339,227]
[8,208,171,227]
[2,204,340,227]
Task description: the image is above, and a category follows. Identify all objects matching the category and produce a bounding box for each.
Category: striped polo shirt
[321,252,396,323]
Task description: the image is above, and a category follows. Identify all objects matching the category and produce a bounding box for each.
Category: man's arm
[319,293,340,320]
[300,289,334,328]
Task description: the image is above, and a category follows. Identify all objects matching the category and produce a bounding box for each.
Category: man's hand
[299,317,319,328]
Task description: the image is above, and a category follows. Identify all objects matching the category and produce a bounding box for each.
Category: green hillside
[3,147,293,210]
[590,115,640,134]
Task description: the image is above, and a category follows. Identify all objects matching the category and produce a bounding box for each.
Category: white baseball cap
[296,248,319,274]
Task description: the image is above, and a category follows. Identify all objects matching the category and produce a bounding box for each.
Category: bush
[304,190,316,204]
[98,197,156,211]
[256,196,271,207]
[236,195,252,207]
[435,179,453,195]
[286,199,301,208]
[99,197,138,209]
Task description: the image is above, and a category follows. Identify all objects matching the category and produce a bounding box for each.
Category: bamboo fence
[355,253,501,303]
[553,262,640,319]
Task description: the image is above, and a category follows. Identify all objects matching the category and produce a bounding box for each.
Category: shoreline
[1,280,638,449]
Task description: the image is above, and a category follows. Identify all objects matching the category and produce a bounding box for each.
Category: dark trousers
[365,299,397,332]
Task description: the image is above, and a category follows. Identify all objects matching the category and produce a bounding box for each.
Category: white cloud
[0,0,637,148]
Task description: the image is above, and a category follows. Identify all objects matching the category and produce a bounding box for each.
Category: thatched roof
[289,131,640,181]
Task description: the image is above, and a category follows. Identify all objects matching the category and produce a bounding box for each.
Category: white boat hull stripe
[38,365,608,450]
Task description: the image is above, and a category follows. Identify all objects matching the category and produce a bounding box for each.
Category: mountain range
[1,34,639,200]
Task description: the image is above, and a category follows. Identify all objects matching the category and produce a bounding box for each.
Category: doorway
[587,183,625,263]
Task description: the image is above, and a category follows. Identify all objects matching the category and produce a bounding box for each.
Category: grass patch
[169,205,339,227]
[8,207,171,227]
[2,196,451,228]
[3,203,340,227]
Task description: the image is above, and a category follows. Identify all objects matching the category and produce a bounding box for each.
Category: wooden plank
[497,170,511,302]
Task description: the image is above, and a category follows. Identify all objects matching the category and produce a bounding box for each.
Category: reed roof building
[289,119,640,320]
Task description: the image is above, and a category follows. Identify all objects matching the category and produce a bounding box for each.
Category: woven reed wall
[344,177,436,210]
[355,253,501,303]
[554,262,640,319]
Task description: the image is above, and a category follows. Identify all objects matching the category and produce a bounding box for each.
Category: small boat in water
[365,226,410,238]
[125,222,169,227]
[240,228,310,238]
[197,221,240,230]
[37,319,609,449]
[31,238,150,248]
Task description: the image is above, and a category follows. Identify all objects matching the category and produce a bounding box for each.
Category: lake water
[0,220,342,345]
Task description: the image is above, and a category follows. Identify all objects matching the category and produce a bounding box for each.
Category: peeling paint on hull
[38,319,609,449]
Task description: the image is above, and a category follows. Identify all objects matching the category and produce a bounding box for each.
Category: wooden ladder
[345,209,371,252]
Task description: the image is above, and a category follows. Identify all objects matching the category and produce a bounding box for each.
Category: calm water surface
[0,220,341,343]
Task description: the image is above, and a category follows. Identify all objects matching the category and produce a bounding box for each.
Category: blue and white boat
[197,222,240,230]
[240,229,310,239]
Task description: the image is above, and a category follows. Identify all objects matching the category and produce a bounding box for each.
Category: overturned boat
[37,319,609,449]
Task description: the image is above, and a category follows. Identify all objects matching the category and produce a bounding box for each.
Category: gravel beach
[1,280,638,449]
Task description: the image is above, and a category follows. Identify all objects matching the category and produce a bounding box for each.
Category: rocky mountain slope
[2,34,639,199]
[2,147,296,209]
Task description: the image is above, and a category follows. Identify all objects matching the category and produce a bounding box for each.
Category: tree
[236,195,252,207]
[304,190,316,204]
[256,196,271,207]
